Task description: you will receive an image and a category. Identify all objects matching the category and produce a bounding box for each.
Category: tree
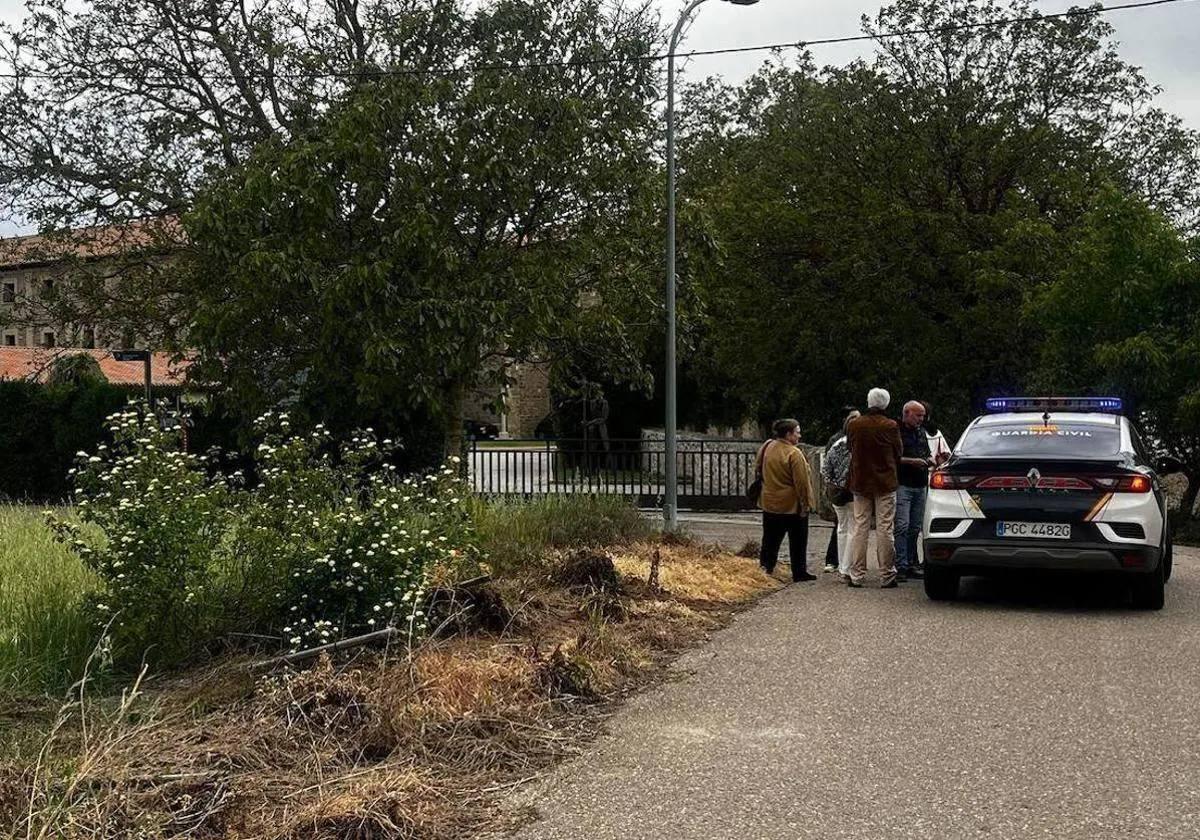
[179,0,663,452]
[0,1,667,452]
[0,0,475,348]
[674,0,1200,439]
[1030,188,1200,521]
[0,0,472,229]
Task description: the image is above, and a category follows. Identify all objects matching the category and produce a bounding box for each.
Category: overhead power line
[0,0,1193,82]
[679,0,1193,60]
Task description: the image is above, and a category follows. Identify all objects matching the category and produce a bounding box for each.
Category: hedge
[0,379,130,503]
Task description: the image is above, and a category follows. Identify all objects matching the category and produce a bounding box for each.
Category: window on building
[41,279,55,298]
[2,282,14,303]
[82,327,96,349]
[42,331,55,348]
[3,334,15,346]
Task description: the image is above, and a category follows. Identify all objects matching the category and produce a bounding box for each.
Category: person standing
[895,400,934,581]
[755,419,817,583]
[845,388,902,589]
[921,400,952,467]
[820,410,860,579]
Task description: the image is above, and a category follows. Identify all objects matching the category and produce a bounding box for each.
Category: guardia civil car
[922,397,1175,610]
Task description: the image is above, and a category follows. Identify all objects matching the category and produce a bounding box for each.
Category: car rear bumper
[923,538,1161,574]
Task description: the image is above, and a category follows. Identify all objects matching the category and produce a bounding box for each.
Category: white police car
[922,397,1175,609]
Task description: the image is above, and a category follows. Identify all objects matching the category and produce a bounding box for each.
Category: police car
[922,397,1176,609]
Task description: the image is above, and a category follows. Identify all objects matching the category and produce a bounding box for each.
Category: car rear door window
[958,422,1122,458]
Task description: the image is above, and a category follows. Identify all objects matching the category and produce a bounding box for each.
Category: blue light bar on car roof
[985,396,1123,414]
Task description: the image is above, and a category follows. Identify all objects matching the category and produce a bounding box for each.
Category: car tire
[1130,562,1165,611]
[924,568,959,601]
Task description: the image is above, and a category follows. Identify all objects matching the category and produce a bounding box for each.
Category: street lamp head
[723,0,760,5]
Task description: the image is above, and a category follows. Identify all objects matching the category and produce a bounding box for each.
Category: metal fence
[466,437,760,510]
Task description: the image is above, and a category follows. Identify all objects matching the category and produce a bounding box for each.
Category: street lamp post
[664,0,760,532]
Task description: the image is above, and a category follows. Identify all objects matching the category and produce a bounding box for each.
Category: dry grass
[4,541,778,840]
[614,543,779,605]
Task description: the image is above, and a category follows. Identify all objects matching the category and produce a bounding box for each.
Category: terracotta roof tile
[0,218,184,270]
[0,347,191,389]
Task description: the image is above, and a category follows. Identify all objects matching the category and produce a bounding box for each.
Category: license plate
[995,521,1071,539]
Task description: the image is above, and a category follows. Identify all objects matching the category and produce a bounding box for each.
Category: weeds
[473,495,652,574]
[7,542,777,839]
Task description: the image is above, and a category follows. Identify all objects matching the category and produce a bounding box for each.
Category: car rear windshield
[958,422,1122,458]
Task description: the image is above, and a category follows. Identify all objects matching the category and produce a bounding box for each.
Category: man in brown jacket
[755,418,817,583]
[845,388,903,588]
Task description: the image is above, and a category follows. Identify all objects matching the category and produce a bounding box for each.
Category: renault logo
[1027,467,1041,487]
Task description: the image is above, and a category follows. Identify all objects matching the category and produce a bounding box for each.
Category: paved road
[504,516,1200,839]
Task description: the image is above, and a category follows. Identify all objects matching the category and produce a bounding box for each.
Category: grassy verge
[0,506,99,698]
[472,494,653,574]
[2,536,780,838]
[0,495,653,699]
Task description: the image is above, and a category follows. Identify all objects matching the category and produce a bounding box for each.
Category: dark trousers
[760,512,810,580]
[824,523,838,567]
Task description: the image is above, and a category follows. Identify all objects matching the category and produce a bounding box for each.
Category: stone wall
[504,362,551,438]
[461,361,552,439]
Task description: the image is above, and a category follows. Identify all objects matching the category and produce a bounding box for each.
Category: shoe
[793,572,818,583]
[846,578,863,588]
[906,568,924,579]
[823,564,837,573]
[881,579,899,589]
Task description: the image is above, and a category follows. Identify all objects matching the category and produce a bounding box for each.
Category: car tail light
[976,476,1030,490]
[1035,477,1093,491]
[1093,475,1152,493]
[930,472,974,490]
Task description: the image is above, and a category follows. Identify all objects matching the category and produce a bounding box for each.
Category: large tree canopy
[0,0,666,452]
[0,0,468,228]
[179,0,663,448]
[675,0,1200,442]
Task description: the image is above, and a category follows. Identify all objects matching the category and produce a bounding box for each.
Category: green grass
[473,495,653,574]
[0,506,100,697]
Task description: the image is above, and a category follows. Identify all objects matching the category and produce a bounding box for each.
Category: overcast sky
[1,0,1198,236]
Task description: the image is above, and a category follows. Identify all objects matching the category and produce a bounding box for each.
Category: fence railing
[466,437,761,510]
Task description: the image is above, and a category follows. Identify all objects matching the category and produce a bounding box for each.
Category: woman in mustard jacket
[754,418,817,582]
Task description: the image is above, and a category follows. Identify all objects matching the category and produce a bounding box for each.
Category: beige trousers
[848,492,897,585]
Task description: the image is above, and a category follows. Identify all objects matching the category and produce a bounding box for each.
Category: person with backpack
[820,409,860,580]
[753,418,817,583]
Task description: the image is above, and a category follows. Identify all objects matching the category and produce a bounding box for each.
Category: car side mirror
[1153,455,1183,475]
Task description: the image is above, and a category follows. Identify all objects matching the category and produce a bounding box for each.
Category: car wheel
[924,568,959,601]
[1130,561,1165,611]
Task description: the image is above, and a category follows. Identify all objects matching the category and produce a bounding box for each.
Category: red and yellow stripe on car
[1085,492,1114,522]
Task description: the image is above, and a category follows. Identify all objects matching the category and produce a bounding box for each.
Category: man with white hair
[895,400,934,580]
[845,387,903,588]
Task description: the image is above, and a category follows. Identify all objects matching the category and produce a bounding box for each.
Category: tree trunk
[443,379,466,463]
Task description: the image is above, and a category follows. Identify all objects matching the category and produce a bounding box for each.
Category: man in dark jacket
[845,388,903,588]
[896,400,934,580]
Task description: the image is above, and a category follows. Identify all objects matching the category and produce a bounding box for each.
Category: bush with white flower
[49,406,478,670]
[47,406,231,667]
